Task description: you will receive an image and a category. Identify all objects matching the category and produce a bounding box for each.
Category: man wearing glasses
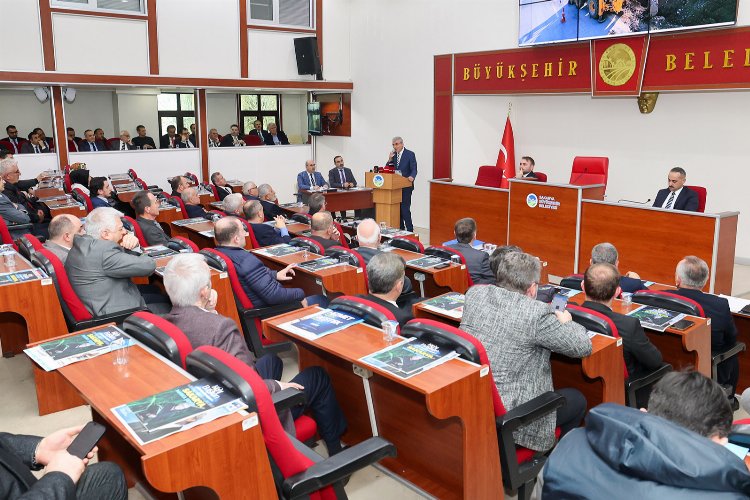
[386,136,417,231]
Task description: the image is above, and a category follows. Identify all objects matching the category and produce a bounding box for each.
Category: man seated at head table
[356,219,415,302]
[516,156,537,179]
[541,371,750,498]
[222,193,244,218]
[132,124,156,150]
[162,253,347,454]
[169,175,190,198]
[214,217,326,308]
[359,252,414,327]
[671,255,739,401]
[446,217,494,285]
[652,166,699,212]
[211,172,233,201]
[0,425,128,500]
[244,200,290,246]
[258,183,286,219]
[66,207,171,315]
[308,211,340,250]
[308,192,326,216]
[581,262,664,407]
[297,159,328,192]
[242,181,259,201]
[132,190,169,246]
[460,251,592,453]
[43,214,84,264]
[88,177,113,209]
[181,187,211,219]
[590,242,647,293]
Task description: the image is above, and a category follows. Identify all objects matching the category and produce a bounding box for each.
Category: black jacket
[0,432,76,499]
[260,199,286,220]
[251,222,291,246]
[185,203,211,219]
[358,294,414,327]
[542,404,750,499]
[2,181,46,223]
[264,130,289,145]
[653,187,699,212]
[328,167,357,188]
[672,287,737,353]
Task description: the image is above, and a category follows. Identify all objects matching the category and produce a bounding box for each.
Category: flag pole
[507,102,512,118]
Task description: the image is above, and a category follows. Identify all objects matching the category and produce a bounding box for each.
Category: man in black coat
[264,122,289,145]
[652,167,699,212]
[359,252,414,326]
[244,199,291,246]
[160,125,178,149]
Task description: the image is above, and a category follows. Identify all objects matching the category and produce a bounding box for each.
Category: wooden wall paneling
[433,55,453,179]
[196,89,209,182]
[39,0,56,71]
[146,0,159,74]
[239,0,248,77]
[51,86,69,170]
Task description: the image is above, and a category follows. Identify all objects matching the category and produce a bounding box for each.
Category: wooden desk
[389,248,468,296]
[114,184,140,204]
[155,205,183,234]
[198,193,214,208]
[264,307,503,499]
[279,202,310,216]
[43,195,87,217]
[337,222,419,243]
[579,201,738,294]
[32,330,276,498]
[170,221,216,249]
[227,181,244,193]
[298,188,374,213]
[733,313,750,392]
[35,187,66,199]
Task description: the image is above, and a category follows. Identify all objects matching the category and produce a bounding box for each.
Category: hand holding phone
[67,421,105,460]
[551,293,568,312]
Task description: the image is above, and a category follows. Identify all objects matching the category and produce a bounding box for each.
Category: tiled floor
[1,225,747,499]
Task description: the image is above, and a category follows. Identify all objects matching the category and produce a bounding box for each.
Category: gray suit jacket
[0,193,31,238]
[42,241,70,264]
[446,242,494,285]
[65,235,155,316]
[460,285,591,451]
[136,217,169,246]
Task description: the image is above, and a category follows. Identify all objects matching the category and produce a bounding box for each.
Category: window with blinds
[248,0,313,29]
[51,0,143,14]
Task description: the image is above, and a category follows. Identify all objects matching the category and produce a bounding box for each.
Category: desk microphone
[617,198,652,205]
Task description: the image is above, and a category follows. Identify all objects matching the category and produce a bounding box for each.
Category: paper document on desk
[279,309,363,341]
[25,326,133,371]
[199,230,215,238]
[421,293,465,319]
[719,294,750,314]
[172,217,207,226]
[626,305,686,332]
[296,257,340,272]
[255,244,303,257]
[360,338,459,379]
[406,256,449,269]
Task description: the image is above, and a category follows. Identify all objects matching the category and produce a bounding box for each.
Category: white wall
[157,0,240,79]
[321,0,351,81]
[0,90,54,139]
[206,93,238,134]
[64,90,116,138]
[281,93,307,144]
[0,0,44,71]
[248,30,317,81]
[51,14,149,75]
[114,91,159,141]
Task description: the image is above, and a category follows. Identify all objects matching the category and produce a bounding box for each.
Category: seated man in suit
[93,129,109,150]
[516,156,538,179]
[19,131,50,154]
[211,172,233,201]
[169,175,190,198]
[160,125,178,149]
[653,167,699,212]
[244,200,290,246]
[1,124,22,154]
[0,425,127,500]
[356,218,415,302]
[220,124,245,147]
[0,175,36,239]
[181,187,211,219]
[89,177,113,209]
[308,192,326,216]
[672,256,739,398]
[590,242,647,293]
[242,181,259,201]
[248,120,268,143]
[189,123,197,146]
[0,157,49,224]
[214,217,323,307]
[162,253,347,454]
[222,193,244,218]
[328,155,358,218]
[446,217,494,285]
[132,124,156,150]
[460,251,592,452]
[207,128,221,148]
[78,129,105,152]
[264,122,289,145]
[581,263,663,406]
[258,183,286,219]
[176,127,196,148]
[66,207,170,315]
[308,211,340,250]
[541,371,750,498]
[360,252,414,326]
[133,191,169,246]
[67,127,81,152]
[296,160,328,194]
[43,214,83,264]
[110,130,135,151]
[69,168,90,195]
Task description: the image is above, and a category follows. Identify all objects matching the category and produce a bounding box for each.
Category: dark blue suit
[620,276,647,293]
[91,196,110,209]
[296,171,327,191]
[392,148,417,231]
[78,141,106,152]
[672,287,738,392]
[251,222,291,246]
[216,246,304,307]
[652,187,699,212]
[185,203,210,219]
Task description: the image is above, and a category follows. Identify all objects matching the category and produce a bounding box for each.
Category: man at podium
[652,167,699,212]
[386,136,417,231]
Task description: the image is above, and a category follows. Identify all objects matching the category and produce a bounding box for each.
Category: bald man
[308,211,340,250]
[43,214,84,263]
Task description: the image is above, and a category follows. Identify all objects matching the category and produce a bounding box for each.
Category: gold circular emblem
[598,43,636,87]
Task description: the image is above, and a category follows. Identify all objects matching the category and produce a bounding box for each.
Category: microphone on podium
[617,198,652,205]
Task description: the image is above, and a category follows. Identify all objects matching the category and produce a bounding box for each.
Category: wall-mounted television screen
[519,0,737,47]
[307,102,322,136]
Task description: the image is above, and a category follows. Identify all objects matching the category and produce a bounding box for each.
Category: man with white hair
[65,207,170,315]
[258,183,286,219]
[1,156,48,224]
[43,214,83,263]
[181,187,211,219]
[385,136,417,231]
[0,172,35,238]
[590,242,646,293]
[221,193,244,218]
[242,181,259,201]
[110,130,135,151]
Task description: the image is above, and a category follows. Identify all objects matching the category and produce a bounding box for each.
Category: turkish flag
[495,116,515,187]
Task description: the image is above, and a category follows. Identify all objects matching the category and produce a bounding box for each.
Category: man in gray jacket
[446,217,494,285]
[0,175,31,238]
[66,207,169,316]
[460,251,592,452]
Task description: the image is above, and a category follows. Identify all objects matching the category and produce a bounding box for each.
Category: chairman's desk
[429,179,738,294]
[28,328,275,499]
[264,307,503,499]
[298,188,374,213]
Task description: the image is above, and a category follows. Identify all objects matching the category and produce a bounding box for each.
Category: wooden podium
[365,172,412,227]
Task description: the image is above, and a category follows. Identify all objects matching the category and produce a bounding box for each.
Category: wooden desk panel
[429,180,509,247]
[389,248,468,296]
[734,313,750,392]
[299,189,374,213]
[35,187,66,198]
[44,197,87,217]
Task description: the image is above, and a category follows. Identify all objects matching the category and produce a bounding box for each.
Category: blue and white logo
[526,193,538,208]
[373,174,385,188]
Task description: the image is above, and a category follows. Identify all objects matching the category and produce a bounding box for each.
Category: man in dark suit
[133,191,169,246]
[169,175,190,198]
[248,120,268,144]
[516,156,538,179]
[356,219,416,305]
[0,157,49,224]
[308,211,340,250]
[359,252,414,326]
[653,167,699,212]
[671,255,739,397]
[160,125,178,149]
[109,130,136,151]
[0,426,127,500]
[386,136,417,231]
[176,127,196,148]
[581,263,663,406]
[189,123,198,147]
[1,125,22,154]
[220,124,246,147]
[66,127,81,152]
[446,217,494,285]
[296,160,328,195]
[244,200,291,246]
[590,242,647,293]
[210,172,233,201]
[182,187,212,219]
[93,129,109,150]
[207,128,222,148]
[78,129,106,152]
[89,177,113,209]
[0,174,37,239]
[242,181,259,201]
[43,214,83,264]
[132,125,156,150]
[20,131,50,154]
[328,155,358,218]
[258,183,286,219]
[264,122,289,145]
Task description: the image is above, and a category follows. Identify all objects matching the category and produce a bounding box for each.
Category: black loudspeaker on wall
[294,37,322,80]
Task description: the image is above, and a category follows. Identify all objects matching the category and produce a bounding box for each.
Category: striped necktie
[664,191,676,209]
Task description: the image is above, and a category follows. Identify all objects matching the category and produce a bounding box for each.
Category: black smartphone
[551,293,568,312]
[67,422,106,459]
[670,319,695,331]
[434,262,451,269]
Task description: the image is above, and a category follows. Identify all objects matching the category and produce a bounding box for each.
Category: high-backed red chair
[200,248,298,357]
[238,219,260,249]
[134,178,148,190]
[31,248,144,330]
[0,140,18,154]
[185,346,396,499]
[71,188,93,213]
[534,172,548,182]
[166,236,199,253]
[210,184,221,201]
[128,168,138,180]
[106,138,119,150]
[168,195,189,215]
[63,172,72,193]
[244,135,263,146]
[122,311,193,368]
[184,172,199,185]
[684,185,707,213]
[0,216,30,251]
[425,245,473,288]
[328,295,398,330]
[475,166,504,188]
[325,246,368,289]
[67,140,79,153]
[122,216,148,247]
[401,318,563,499]
[289,236,325,255]
[389,235,424,253]
[569,156,609,189]
[16,234,44,260]
[332,221,349,248]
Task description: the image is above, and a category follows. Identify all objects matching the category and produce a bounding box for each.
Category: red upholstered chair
[122,311,194,369]
[239,219,260,249]
[325,246,368,289]
[425,245,473,288]
[475,166,504,188]
[134,178,148,190]
[200,248,298,357]
[534,172,548,182]
[16,234,44,260]
[210,184,221,201]
[184,172,199,185]
[128,168,138,180]
[64,172,72,193]
[122,216,148,247]
[0,140,16,154]
[185,346,396,499]
[328,295,398,330]
[0,216,30,251]
[31,248,144,330]
[569,156,609,189]
[168,195,189,215]
[67,140,79,153]
[244,135,263,146]
[166,236,199,253]
[401,318,563,499]
[71,188,94,213]
[685,185,707,213]
[332,221,349,248]
[47,138,55,152]
[389,235,424,253]
[289,236,325,255]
